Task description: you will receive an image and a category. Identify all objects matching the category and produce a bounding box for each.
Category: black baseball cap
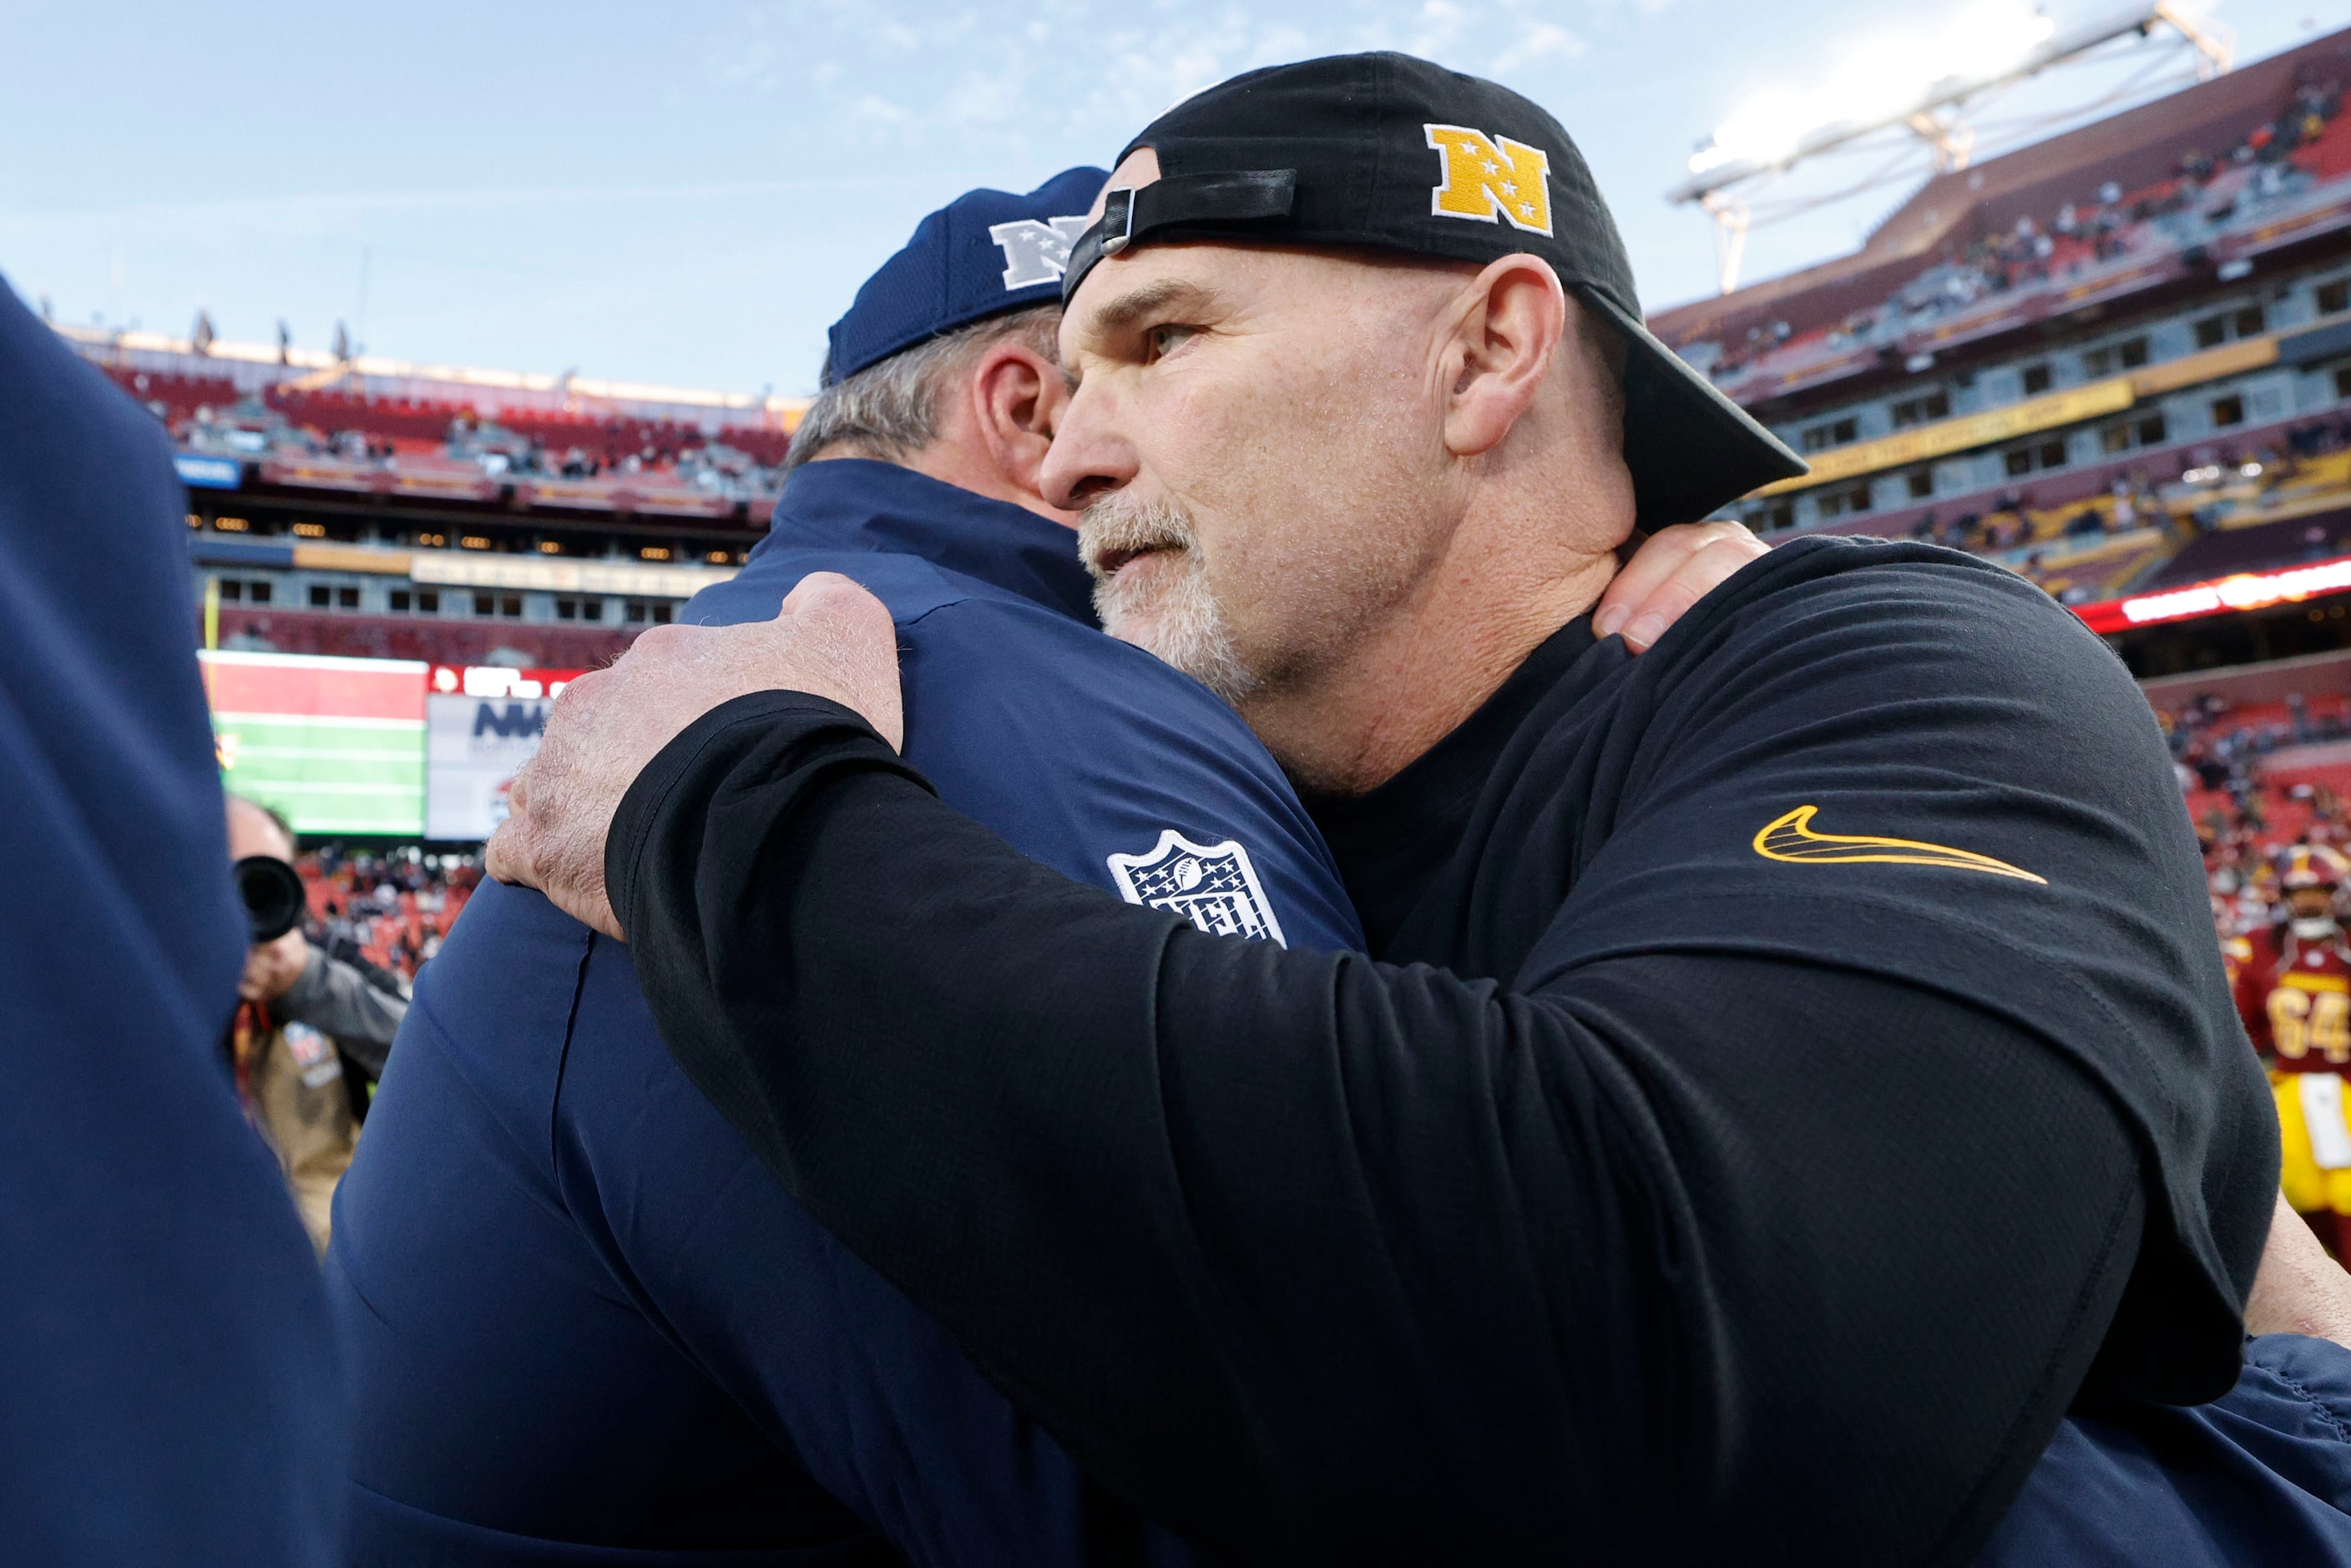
[1062,53,1806,526]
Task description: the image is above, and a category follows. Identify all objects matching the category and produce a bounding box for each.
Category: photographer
[229,796,407,1252]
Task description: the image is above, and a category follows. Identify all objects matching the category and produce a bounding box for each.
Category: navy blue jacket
[0,277,346,1560]
[1983,1333,2351,1566]
[327,459,1359,1565]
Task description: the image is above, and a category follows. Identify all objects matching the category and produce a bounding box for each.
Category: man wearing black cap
[331,164,1757,1565]
[488,55,2311,1566]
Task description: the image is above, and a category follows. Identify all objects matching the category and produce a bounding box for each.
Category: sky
[1,0,2342,398]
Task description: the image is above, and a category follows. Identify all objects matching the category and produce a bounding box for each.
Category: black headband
[1060,169,1297,303]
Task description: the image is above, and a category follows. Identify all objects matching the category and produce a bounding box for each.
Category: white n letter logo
[988,215,1093,291]
[1423,124,1554,236]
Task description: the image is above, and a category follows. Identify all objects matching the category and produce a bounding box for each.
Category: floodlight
[1669,0,2233,291]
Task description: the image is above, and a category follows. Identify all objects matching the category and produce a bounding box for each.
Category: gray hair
[786,306,1061,472]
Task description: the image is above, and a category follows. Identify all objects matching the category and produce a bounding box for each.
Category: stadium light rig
[1671,0,2234,294]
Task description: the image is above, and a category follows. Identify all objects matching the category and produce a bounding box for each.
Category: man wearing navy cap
[328,165,1758,1565]
[493,53,2351,1566]
[331,168,1181,1567]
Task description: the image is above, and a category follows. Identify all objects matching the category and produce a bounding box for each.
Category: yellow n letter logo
[1423,124,1554,236]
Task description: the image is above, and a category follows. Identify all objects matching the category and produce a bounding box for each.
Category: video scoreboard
[198,650,579,841]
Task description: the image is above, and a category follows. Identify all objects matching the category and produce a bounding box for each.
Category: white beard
[1079,496,1258,706]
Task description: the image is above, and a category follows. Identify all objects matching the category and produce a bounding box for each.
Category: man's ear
[968,341,1071,503]
[1439,255,1567,459]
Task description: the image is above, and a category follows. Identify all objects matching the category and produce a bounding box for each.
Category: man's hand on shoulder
[1594,519,1768,652]
[487,572,903,939]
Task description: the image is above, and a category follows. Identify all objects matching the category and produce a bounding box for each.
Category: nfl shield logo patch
[1106,830,1287,947]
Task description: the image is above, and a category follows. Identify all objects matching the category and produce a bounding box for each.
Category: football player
[2241,842,2351,1256]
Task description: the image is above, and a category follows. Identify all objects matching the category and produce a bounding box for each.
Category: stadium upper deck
[67,324,803,514]
[110,29,2351,679]
[1661,24,2351,677]
[56,321,812,668]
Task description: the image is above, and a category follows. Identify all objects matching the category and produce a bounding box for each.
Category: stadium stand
[113,369,792,511]
[1661,25,2351,648]
[1673,28,2351,1177]
[88,24,2351,842]
[1666,48,2351,403]
[41,23,2351,698]
[209,607,636,668]
[46,318,805,670]
[299,847,478,982]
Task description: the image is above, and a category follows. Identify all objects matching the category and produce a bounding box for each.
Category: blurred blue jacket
[0,276,346,1562]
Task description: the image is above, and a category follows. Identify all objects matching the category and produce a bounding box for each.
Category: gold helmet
[2278,842,2351,892]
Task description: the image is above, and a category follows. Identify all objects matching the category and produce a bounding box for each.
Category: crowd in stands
[2174,688,2351,800]
[2166,686,2351,918]
[438,410,777,490]
[1691,76,2350,390]
[299,844,479,984]
[1913,470,2168,556]
[103,364,793,503]
[212,609,636,669]
[1820,408,2351,605]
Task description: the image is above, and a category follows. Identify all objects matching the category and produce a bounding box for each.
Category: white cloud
[714,38,776,86]
[1411,0,1470,55]
[941,67,1028,127]
[1492,19,1587,73]
[1255,24,1313,61]
[700,1,1618,156]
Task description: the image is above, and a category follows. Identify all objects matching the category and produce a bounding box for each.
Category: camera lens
[235,856,307,944]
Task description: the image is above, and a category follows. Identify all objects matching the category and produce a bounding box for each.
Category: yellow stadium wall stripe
[1747,333,2289,498]
[291,544,416,575]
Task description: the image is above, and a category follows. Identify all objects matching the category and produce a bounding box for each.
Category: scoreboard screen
[199,650,427,836]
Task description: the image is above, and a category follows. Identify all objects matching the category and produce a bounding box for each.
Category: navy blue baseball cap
[823,167,1110,386]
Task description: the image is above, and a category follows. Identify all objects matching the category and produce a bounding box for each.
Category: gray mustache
[1078,498,1198,578]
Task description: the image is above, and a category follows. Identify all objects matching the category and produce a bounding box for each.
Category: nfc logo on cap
[988,215,1093,291]
[1423,124,1554,236]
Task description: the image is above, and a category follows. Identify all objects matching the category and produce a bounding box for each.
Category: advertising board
[423,665,584,841]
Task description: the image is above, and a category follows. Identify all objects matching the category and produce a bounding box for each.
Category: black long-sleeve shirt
[611,538,2278,1566]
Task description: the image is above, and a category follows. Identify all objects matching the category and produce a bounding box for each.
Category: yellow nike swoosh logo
[1752,805,2046,884]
